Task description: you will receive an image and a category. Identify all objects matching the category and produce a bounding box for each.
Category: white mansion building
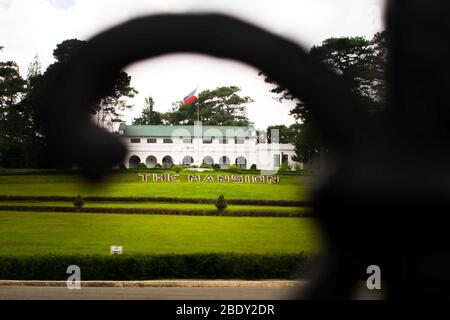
[118,122,300,171]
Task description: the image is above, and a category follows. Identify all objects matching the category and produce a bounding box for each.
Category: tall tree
[0,46,29,167]
[96,71,138,129]
[164,86,252,126]
[133,97,162,125]
[371,31,388,109]
[15,54,48,167]
[27,54,42,79]
[308,35,384,112]
[0,55,26,110]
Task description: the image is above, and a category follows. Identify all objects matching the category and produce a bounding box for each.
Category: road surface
[0,284,383,300]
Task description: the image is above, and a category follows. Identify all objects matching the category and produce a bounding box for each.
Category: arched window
[129,155,141,169]
[235,156,247,169]
[146,156,157,168]
[202,156,214,165]
[219,156,231,169]
[182,156,194,167]
[162,155,174,169]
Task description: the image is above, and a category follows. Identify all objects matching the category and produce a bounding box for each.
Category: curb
[0,280,307,288]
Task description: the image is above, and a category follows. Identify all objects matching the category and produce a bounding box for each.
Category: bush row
[275,170,311,176]
[0,196,312,207]
[0,168,312,176]
[0,168,165,176]
[0,169,82,176]
[0,206,313,218]
[0,253,312,280]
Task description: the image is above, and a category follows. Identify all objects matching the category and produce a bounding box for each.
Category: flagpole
[197,98,200,124]
[196,85,200,124]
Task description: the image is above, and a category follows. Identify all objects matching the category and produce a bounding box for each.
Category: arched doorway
[182,156,194,167]
[129,155,141,169]
[146,156,157,168]
[203,156,214,166]
[219,156,231,169]
[236,156,247,169]
[162,155,174,169]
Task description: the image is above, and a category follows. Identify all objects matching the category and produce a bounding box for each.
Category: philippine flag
[183,88,198,105]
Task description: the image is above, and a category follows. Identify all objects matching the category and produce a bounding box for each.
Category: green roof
[119,124,255,138]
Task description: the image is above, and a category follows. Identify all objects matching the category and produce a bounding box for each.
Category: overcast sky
[0,0,385,129]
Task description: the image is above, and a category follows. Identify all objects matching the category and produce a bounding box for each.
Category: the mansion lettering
[138,174,280,184]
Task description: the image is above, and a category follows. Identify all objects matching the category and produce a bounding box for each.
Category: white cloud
[0,0,385,129]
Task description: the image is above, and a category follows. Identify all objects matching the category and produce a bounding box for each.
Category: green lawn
[0,172,319,259]
[0,173,312,201]
[0,201,309,213]
[0,211,323,256]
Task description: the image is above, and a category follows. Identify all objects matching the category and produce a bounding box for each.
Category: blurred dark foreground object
[41,0,450,299]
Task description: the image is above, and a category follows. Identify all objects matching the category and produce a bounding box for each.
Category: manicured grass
[0,201,308,213]
[0,211,323,256]
[0,173,312,201]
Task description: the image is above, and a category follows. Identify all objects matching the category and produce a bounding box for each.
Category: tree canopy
[309,34,387,112]
[0,46,36,167]
[266,124,300,144]
[163,86,252,126]
[132,97,163,125]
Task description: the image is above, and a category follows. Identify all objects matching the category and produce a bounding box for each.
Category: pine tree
[215,194,228,213]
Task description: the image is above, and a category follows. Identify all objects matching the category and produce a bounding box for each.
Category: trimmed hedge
[0,206,314,218]
[0,168,314,177]
[0,168,172,176]
[0,253,311,280]
[0,196,312,207]
[275,170,311,176]
[0,169,82,176]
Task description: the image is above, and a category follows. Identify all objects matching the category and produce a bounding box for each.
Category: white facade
[118,122,300,171]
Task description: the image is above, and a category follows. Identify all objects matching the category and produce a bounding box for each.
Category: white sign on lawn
[111,246,123,255]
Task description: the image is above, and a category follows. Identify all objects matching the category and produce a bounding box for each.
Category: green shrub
[73,195,84,211]
[137,163,147,169]
[215,194,228,213]
[200,163,213,169]
[279,162,292,172]
[171,165,184,173]
[154,163,163,169]
[0,253,311,280]
[227,165,241,174]
[250,164,257,170]
[212,164,221,171]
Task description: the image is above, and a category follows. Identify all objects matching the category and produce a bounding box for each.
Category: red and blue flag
[183,88,198,105]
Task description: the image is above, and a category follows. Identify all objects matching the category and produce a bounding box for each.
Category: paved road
[0,286,298,300]
[0,284,383,300]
